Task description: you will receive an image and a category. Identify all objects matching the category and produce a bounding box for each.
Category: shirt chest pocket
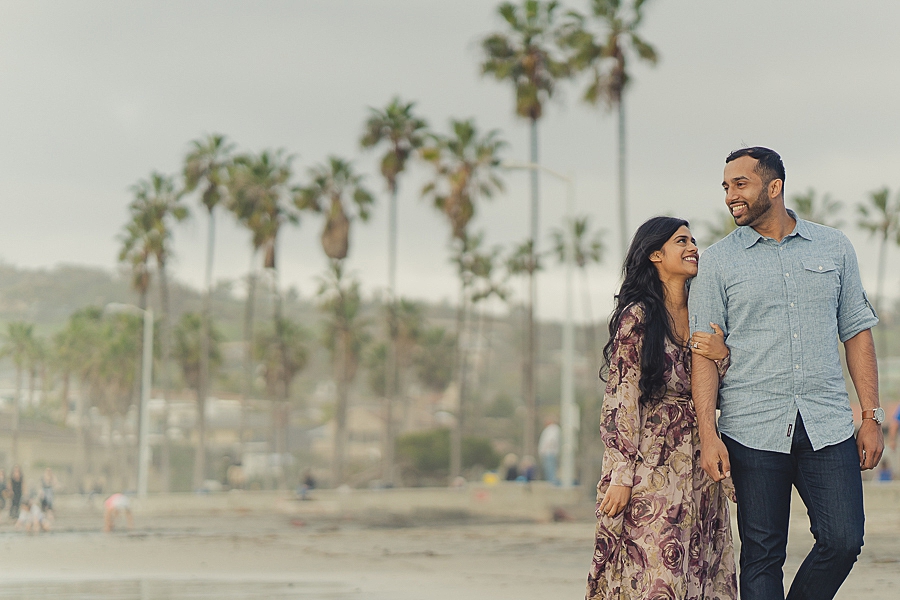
[799,258,840,305]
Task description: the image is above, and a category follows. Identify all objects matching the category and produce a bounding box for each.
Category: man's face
[722,155,773,227]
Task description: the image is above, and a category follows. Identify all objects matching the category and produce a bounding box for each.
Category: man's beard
[734,186,772,227]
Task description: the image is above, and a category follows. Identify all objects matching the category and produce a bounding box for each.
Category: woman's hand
[690,323,728,361]
[598,485,631,517]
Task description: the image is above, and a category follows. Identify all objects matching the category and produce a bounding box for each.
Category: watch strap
[861,408,884,423]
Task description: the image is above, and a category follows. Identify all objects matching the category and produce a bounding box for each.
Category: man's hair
[725,146,785,187]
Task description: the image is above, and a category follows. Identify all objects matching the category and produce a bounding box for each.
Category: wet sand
[0,484,896,599]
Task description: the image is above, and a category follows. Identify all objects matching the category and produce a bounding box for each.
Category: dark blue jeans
[722,415,864,600]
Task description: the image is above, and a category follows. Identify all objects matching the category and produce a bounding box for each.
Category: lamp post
[502,162,578,488]
[106,303,153,498]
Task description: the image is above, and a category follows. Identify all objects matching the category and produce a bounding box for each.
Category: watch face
[874,407,885,424]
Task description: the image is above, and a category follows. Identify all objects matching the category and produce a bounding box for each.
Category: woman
[9,465,23,520]
[586,217,736,600]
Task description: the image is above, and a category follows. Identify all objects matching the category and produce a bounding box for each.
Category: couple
[586,147,884,600]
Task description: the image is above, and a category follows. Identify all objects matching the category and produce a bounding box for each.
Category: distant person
[16,498,50,533]
[297,469,316,500]
[9,465,23,520]
[103,493,133,532]
[40,468,56,519]
[518,455,536,482]
[226,461,245,490]
[538,420,560,484]
[0,468,8,513]
[501,453,518,481]
[888,404,900,455]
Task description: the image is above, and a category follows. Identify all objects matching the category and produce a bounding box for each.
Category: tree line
[4,1,899,491]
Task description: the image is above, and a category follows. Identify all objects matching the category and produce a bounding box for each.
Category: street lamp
[105,303,153,498]
[502,162,578,489]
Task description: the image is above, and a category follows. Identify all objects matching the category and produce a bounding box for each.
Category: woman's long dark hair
[601,216,689,405]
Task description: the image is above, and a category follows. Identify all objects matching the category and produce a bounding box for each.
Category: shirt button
[785,273,790,277]
[795,365,800,369]
[818,266,823,270]
[790,302,795,307]
[793,333,798,338]
[795,395,800,399]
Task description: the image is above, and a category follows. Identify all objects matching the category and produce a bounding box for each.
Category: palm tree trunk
[578,267,602,490]
[11,365,21,466]
[158,260,172,493]
[271,254,290,490]
[61,372,70,423]
[74,378,87,491]
[524,116,539,461]
[384,184,399,486]
[875,233,888,362]
[240,255,258,460]
[450,278,468,480]
[617,99,628,261]
[134,284,148,490]
[333,328,349,487]
[193,207,215,491]
[27,366,35,406]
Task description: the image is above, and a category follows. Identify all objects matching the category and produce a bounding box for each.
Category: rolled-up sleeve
[837,235,878,342]
[689,250,727,337]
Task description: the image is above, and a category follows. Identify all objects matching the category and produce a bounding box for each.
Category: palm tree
[857,187,900,360]
[791,188,844,228]
[360,98,428,485]
[504,237,543,458]
[1,322,36,465]
[25,334,47,406]
[228,149,298,467]
[466,240,510,409]
[174,312,223,489]
[255,316,308,481]
[562,0,658,260]
[317,262,370,486]
[121,171,189,491]
[481,0,569,461]
[55,309,102,485]
[296,156,374,485]
[413,327,456,394]
[421,118,506,478]
[118,227,154,311]
[366,300,425,401]
[550,215,604,486]
[184,134,234,489]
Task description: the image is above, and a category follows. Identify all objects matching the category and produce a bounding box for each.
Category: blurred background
[0,0,898,498]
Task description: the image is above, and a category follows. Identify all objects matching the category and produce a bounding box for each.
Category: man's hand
[598,485,631,517]
[857,419,884,471]
[700,434,731,482]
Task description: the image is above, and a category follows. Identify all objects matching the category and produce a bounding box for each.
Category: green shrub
[396,428,499,484]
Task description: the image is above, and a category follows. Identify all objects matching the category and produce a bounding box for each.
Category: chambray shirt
[688,212,878,453]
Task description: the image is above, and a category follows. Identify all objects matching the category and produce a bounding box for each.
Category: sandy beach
[0,483,896,599]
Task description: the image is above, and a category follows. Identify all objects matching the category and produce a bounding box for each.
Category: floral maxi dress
[586,304,737,600]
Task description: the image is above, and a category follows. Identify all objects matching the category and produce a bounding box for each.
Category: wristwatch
[861,407,885,424]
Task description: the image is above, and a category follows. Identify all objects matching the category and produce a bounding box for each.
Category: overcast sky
[2,0,899,321]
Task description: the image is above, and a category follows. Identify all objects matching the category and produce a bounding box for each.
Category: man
[689,147,884,600]
[538,419,560,484]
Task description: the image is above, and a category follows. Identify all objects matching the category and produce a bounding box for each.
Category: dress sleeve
[600,304,645,488]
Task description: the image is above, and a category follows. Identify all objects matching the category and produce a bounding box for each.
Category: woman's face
[652,225,698,279]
